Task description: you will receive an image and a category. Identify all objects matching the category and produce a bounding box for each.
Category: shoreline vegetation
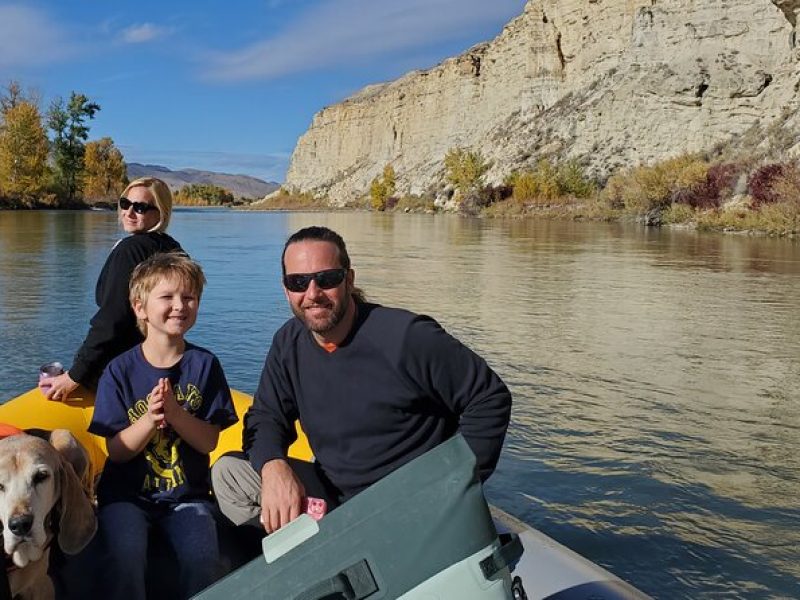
[1,84,797,237]
[0,82,260,213]
[4,151,800,238]
[244,151,800,238]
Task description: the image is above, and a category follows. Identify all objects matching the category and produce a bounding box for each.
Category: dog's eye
[0,483,4,493]
[32,470,50,485]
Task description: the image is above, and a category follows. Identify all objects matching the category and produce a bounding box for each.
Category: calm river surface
[1,209,799,598]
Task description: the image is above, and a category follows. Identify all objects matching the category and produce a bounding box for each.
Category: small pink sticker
[302,497,328,521]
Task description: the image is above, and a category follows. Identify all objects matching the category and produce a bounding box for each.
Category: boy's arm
[107,413,158,462]
[106,377,168,462]
[93,362,161,463]
[167,408,221,454]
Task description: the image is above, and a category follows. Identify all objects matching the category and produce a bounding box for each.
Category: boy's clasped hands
[148,377,178,430]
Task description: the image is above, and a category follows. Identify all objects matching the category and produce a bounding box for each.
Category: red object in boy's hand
[301,496,327,521]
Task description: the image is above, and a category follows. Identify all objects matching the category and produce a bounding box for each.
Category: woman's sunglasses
[283,268,347,293]
[119,197,159,215]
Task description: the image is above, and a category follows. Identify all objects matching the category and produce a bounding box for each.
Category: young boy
[89,252,238,600]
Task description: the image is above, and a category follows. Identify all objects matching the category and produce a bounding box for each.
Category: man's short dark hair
[281,226,351,275]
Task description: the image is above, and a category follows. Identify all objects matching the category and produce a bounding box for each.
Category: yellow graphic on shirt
[143,430,185,492]
[126,383,204,493]
[175,383,203,412]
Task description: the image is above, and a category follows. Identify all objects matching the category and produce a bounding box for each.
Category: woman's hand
[43,372,79,402]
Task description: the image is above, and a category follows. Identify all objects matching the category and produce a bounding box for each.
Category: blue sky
[0,0,526,183]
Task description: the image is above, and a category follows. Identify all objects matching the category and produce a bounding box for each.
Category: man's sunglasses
[283,268,347,293]
[119,197,159,215]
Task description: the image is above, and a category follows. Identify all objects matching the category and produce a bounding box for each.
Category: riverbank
[4,196,797,238]
[236,153,800,237]
[5,161,799,238]
[240,188,800,238]
[481,196,800,238]
[0,199,246,211]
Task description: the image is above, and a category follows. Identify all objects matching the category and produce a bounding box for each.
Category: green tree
[83,137,127,201]
[557,160,596,199]
[0,101,50,200]
[47,92,100,202]
[444,148,490,199]
[369,164,396,211]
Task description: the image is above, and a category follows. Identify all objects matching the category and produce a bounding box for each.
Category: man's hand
[259,459,305,534]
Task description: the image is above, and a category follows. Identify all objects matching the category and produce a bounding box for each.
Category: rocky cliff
[284,0,800,204]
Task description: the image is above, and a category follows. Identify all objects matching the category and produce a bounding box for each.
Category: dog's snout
[8,513,34,536]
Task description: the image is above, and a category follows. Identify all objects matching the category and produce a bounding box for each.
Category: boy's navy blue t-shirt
[90,342,238,505]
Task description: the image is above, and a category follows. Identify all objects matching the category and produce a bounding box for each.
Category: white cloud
[0,4,73,69]
[120,22,172,44]
[203,0,525,82]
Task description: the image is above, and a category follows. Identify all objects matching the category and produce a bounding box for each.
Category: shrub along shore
[256,152,800,238]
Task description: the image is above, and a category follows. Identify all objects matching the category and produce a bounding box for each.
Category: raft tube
[0,386,311,482]
[0,388,649,599]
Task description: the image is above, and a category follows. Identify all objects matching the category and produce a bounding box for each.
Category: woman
[44,177,183,401]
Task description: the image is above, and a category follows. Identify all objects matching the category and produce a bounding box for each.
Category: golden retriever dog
[0,429,97,600]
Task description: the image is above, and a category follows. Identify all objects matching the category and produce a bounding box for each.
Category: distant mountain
[126,163,280,200]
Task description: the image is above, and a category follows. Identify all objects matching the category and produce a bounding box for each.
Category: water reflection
[0,211,118,383]
[1,210,799,597]
[281,213,800,596]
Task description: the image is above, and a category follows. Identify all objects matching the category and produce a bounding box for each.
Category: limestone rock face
[284,0,800,204]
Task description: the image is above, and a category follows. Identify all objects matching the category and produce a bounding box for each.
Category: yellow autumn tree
[83,137,127,201]
[444,148,489,199]
[0,101,50,200]
[369,164,396,211]
[174,184,233,206]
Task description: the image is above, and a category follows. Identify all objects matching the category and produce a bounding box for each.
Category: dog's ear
[57,456,97,555]
[49,430,89,480]
[49,429,93,498]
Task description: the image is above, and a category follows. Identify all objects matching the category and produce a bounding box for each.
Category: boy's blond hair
[129,252,206,335]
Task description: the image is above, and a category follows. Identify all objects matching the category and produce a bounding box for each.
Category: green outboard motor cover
[194,435,518,599]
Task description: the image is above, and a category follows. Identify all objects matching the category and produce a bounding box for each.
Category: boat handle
[480,532,524,579]
[293,559,378,600]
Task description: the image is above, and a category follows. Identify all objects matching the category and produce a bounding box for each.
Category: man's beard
[293,294,350,335]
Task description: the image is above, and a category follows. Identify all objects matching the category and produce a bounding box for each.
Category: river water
[1,209,798,598]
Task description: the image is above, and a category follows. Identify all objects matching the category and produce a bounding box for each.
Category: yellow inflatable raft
[0,386,312,481]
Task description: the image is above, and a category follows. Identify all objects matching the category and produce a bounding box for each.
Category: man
[212,226,512,534]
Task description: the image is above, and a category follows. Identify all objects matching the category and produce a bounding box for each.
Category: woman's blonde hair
[120,177,174,233]
[129,252,206,335]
